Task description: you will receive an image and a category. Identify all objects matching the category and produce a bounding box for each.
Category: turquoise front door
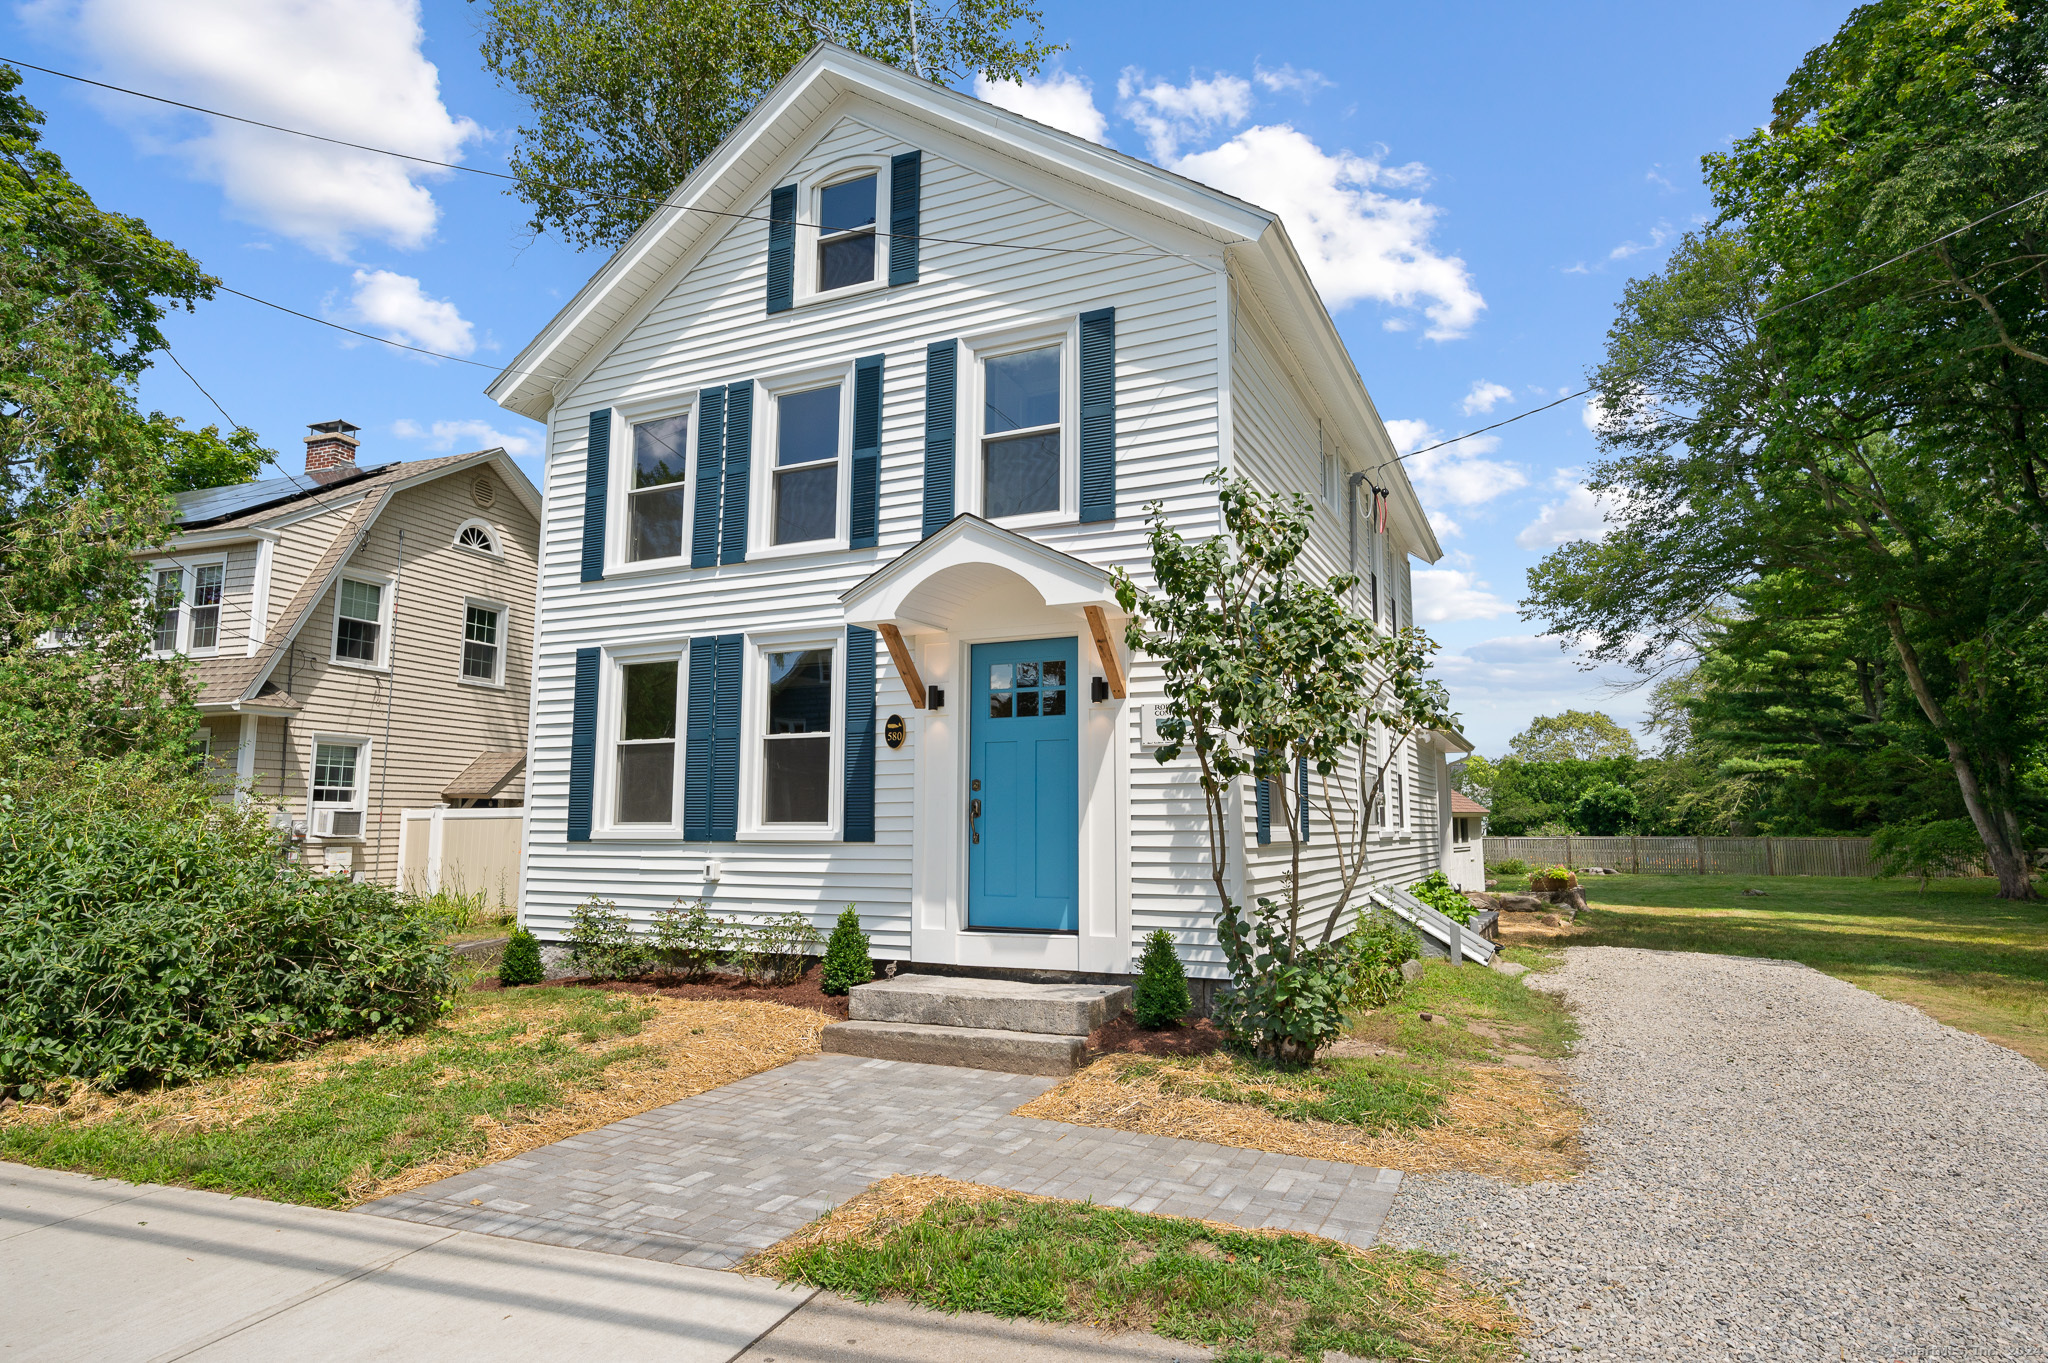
[967,637,1080,932]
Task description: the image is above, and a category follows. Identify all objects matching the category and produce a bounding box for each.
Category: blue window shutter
[684,637,717,840]
[580,409,611,582]
[921,340,956,538]
[849,354,884,549]
[844,626,876,842]
[567,647,600,841]
[766,184,796,314]
[888,151,921,286]
[1255,771,1271,846]
[709,634,743,840]
[1297,756,1310,843]
[720,382,753,565]
[691,386,726,568]
[1078,307,1116,523]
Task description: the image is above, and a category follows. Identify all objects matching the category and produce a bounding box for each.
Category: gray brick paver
[357,1054,1401,1270]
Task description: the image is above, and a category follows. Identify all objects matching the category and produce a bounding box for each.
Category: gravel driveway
[1381,946,2048,1362]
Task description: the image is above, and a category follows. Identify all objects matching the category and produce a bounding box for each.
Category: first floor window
[312,742,363,837]
[774,385,840,544]
[335,579,382,663]
[151,568,181,652]
[462,605,501,682]
[188,563,224,651]
[763,647,832,823]
[1393,771,1405,828]
[982,346,1061,518]
[629,413,690,561]
[616,660,677,823]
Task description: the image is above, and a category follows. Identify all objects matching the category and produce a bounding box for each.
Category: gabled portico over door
[841,516,1130,974]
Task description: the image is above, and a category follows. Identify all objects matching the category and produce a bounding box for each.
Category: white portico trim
[841,514,1133,976]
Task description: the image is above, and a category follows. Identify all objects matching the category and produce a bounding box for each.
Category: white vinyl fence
[1484,834,1877,878]
[397,807,524,908]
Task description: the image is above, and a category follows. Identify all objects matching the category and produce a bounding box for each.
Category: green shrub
[1344,910,1421,1009]
[1486,858,1528,876]
[565,897,646,981]
[651,899,727,980]
[1133,928,1191,1027]
[405,886,512,936]
[1407,870,1476,926]
[1871,820,1982,889]
[730,911,822,986]
[819,905,874,995]
[498,928,544,986]
[1536,863,1573,883]
[0,754,453,1096]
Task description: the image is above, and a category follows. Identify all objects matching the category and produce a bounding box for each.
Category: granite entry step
[820,974,1131,1075]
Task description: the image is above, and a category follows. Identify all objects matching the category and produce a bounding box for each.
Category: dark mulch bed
[476,967,850,1018]
[1087,1012,1227,1058]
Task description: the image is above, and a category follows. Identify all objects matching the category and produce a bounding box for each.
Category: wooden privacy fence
[1483,834,1876,878]
[397,807,525,907]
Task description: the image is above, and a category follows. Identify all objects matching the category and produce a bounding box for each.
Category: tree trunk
[1884,606,2037,900]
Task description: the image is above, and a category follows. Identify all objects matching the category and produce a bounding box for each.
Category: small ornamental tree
[1133,928,1192,1028]
[498,927,544,986]
[1114,473,1456,1064]
[820,904,874,995]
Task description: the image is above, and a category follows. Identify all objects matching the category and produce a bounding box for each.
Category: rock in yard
[1492,959,1530,978]
[1400,959,1426,983]
[1497,893,1547,912]
[1540,914,1564,927]
[1742,888,1769,897]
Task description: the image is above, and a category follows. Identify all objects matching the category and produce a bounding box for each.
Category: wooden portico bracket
[878,623,926,709]
[1083,605,1127,699]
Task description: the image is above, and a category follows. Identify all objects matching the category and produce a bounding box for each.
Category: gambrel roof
[486,43,1440,561]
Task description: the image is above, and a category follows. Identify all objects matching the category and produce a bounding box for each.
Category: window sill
[983,508,1073,534]
[738,825,842,843]
[750,537,850,564]
[457,676,507,690]
[790,275,888,311]
[330,658,390,674]
[603,555,694,581]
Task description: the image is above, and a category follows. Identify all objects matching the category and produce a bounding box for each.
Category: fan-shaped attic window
[453,518,500,556]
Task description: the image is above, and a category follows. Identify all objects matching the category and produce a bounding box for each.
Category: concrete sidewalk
[1,1162,811,1362]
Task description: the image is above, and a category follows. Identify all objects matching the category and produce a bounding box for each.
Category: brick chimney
[304,419,361,479]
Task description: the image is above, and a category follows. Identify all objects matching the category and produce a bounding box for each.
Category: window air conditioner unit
[316,808,363,838]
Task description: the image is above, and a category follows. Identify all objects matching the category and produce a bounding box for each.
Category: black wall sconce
[1091,676,1111,703]
[927,686,945,710]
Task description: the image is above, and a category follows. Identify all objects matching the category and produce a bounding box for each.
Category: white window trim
[740,628,843,842]
[792,158,890,310]
[595,640,688,836]
[608,394,697,575]
[749,362,855,560]
[147,557,229,658]
[457,596,511,689]
[451,517,503,558]
[330,571,395,671]
[958,316,1081,531]
[306,732,372,841]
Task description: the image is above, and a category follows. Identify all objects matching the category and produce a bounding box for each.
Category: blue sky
[1,0,1852,753]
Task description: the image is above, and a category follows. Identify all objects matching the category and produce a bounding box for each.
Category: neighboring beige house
[148,420,541,885]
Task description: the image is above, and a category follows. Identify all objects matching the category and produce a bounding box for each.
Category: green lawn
[761,1186,1519,1362]
[1572,873,2048,1066]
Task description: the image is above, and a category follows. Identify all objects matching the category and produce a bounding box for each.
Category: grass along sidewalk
[0,987,827,1206]
[1569,874,2048,1066]
[745,1174,1522,1363]
[1019,955,1582,1182]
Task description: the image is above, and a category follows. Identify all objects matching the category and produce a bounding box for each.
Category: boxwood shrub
[0,754,455,1096]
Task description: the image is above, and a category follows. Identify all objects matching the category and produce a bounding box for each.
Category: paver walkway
[362,1053,1402,1269]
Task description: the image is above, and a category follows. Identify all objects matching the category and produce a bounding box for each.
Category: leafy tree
[1115,474,1455,1063]
[476,0,1059,250]
[0,65,218,764]
[1507,709,1640,762]
[1572,782,1640,836]
[1449,752,1497,805]
[147,413,274,492]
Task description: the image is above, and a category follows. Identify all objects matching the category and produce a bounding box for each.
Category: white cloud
[1581,396,1611,432]
[1461,380,1513,416]
[1171,125,1484,338]
[1609,222,1675,260]
[38,0,479,258]
[1383,418,1435,454]
[1383,419,1527,514]
[1411,566,1512,623]
[346,270,475,357]
[1516,484,1612,549]
[392,417,534,456]
[1254,63,1332,98]
[1117,68,1253,160]
[974,70,1110,145]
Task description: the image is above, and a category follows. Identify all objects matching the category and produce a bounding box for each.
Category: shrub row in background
[0,755,455,1097]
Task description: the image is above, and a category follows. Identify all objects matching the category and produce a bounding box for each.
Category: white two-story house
[491,45,1469,981]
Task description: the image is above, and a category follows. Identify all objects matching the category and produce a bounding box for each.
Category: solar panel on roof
[173,462,395,527]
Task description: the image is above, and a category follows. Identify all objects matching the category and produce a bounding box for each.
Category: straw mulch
[1,993,828,1204]
[1016,1053,1584,1182]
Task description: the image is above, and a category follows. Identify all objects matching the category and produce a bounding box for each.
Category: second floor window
[983,347,1061,518]
[335,579,382,664]
[188,564,223,652]
[817,174,876,291]
[462,605,500,682]
[775,386,840,544]
[629,413,690,561]
[151,568,181,652]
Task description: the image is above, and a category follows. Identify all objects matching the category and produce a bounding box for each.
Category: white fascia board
[487,42,1269,423]
[163,527,279,552]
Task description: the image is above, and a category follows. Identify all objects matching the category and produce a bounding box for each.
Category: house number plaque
[884,714,906,749]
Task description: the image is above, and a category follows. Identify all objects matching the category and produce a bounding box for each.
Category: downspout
[373,528,404,882]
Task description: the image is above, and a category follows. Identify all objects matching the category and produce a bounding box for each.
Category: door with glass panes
[966,637,1079,931]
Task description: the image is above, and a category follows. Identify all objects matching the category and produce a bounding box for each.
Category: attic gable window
[453,519,500,556]
[816,174,876,292]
